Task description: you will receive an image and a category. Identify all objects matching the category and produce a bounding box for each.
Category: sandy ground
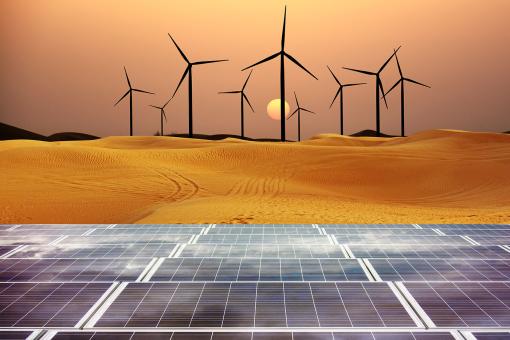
[1,129,509,224]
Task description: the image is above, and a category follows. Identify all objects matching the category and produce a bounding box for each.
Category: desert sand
[1,129,509,224]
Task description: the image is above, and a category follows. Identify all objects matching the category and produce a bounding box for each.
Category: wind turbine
[218,70,255,139]
[384,50,430,137]
[287,92,315,142]
[114,67,154,136]
[343,47,401,136]
[242,6,318,142]
[149,97,172,136]
[168,34,228,138]
[327,66,365,135]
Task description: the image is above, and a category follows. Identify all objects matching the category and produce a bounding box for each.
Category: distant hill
[0,122,98,141]
[169,133,282,142]
[0,122,48,141]
[350,130,396,137]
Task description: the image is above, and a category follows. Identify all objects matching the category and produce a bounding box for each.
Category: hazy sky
[1,0,509,139]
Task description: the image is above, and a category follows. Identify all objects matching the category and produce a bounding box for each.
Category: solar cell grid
[209,226,320,235]
[0,229,94,236]
[466,236,510,246]
[61,235,192,245]
[179,244,346,258]
[94,282,418,328]
[90,228,204,236]
[470,332,510,340]
[0,236,59,246]
[323,228,438,236]
[0,258,152,282]
[214,224,316,228]
[0,331,35,339]
[403,281,510,327]
[333,235,470,245]
[422,224,510,230]
[0,246,18,257]
[148,258,368,282]
[348,245,510,259]
[8,243,177,259]
[0,282,112,327]
[320,224,417,229]
[44,332,459,340]
[196,234,332,245]
[368,259,510,281]
[438,230,510,237]
[115,224,207,229]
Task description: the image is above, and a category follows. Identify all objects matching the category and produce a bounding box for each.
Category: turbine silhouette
[149,97,172,136]
[219,70,255,139]
[242,6,317,142]
[384,50,430,137]
[287,92,315,142]
[343,47,401,136]
[114,67,154,136]
[168,34,228,138]
[327,66,365,135]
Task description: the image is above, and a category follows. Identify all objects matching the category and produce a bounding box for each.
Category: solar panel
[438,229,510,237]
[468,236,510,246]
[0,331,36,339]
[148,258,368,282]
[208,226,320,235]
[0,236,59,246]
[179,244,347,258]
[9,243,176,259]
[93,282,418,328]
[45,332,460,340]
[0,258,152,282]
[0,245,18,257]
[333,235,470,245]
[348,244,510,259]
[469,332,510,340]
[196,234,332,244]
[422,224,510,230]
[368,259,510,281]
[0,228,94,236]
[403,281,510,327]
[90,227,203,236]
[320,224,418,229]
[0,282,112,327]
[323,228,438,236]
[114,224,208,229]
[61,235,192,245]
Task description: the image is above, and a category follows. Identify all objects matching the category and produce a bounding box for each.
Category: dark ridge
[47,132,99,141]
[0,122,47,141]
[0,122,98,141]
[350,129,396,137]
[504,131,510,134]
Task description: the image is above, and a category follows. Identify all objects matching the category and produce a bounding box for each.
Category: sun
[266,99,290,120]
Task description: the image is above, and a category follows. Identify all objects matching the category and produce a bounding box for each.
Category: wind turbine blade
[302,108,316,114]
[327,65,341,85]
[281,6,287,50]
[242,69,253,91]
[123,66,131,88]
[404,78,431,88]
[243,93,255,112]
[384,80,401,97]
[378,78,388,109]
[379,46,401,72]
[395,50,403,77]
[343,67,377,76]
[218,91,241,94]
[114,90,130,106]
[343,82,366,87]
[193,59,228,65]
[284,52,318,80]
[293,91,299,107]
[287,108,298,120]
[162,110,167,122]
[133,89,155,94]
[242,52,280,71]
[163,97,172,108]
[329,88,341,108]
[171,66,190,99]
[149,105,162,109]
[168,34,189,63]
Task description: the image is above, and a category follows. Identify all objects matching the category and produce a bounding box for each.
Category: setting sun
[266,99,290,120]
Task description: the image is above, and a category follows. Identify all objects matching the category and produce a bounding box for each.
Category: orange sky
[1,0,509,138]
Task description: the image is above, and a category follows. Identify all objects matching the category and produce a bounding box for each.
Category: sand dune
[1,130,509,224]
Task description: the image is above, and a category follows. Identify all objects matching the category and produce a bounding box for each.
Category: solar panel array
[0,223,509,340]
